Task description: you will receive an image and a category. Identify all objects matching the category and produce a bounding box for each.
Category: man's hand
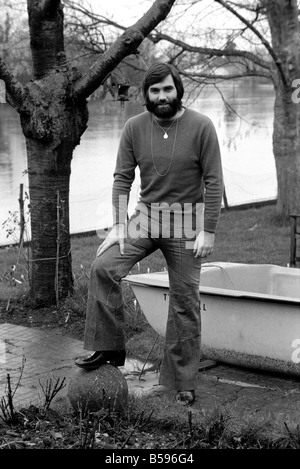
[193,231,215,258]
[97,224,125,257]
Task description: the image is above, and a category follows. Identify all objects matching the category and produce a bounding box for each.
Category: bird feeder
[106,70,131,106]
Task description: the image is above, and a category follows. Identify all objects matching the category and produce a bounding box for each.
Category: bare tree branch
[73,0,176,100]
[0,56,26,111]
[66,1,271,74]
[226,0,265,14]
[214,0,287,85]
[180,70,272,81]
[148,31,271,71]
[65,1,127,29]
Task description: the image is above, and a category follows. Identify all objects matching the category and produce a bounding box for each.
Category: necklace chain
[151,117,179,177]
[153,118,176,139]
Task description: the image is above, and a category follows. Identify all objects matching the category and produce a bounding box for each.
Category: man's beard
[145,96,181,119]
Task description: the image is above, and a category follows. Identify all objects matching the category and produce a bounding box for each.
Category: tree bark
[26,141,74,305]
[273,86,300,216]
[20,69,89,305]
[27,0,66,78]
[264,0,300,218]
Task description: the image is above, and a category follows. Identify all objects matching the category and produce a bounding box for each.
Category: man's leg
[82,234,156,353]
[158,236,201,392]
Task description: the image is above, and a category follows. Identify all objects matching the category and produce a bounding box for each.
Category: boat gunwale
[123,279,300,306]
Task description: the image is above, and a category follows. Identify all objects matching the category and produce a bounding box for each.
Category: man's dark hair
[142,62,184,106]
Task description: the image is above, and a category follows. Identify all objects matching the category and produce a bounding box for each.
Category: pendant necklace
[151,117,179,177]
[153,117,176,139]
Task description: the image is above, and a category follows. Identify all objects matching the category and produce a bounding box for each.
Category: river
[0,79,276,246]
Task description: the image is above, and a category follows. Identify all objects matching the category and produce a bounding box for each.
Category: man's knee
[90,253,112,280]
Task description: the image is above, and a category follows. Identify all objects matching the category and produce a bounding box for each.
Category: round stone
[67,364,128,414]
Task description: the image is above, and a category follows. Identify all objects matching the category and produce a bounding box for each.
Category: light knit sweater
[112,108,223,234]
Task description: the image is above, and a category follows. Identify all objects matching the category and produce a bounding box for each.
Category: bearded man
[75,62,224,406]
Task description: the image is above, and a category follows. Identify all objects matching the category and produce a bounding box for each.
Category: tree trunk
[15,1,88,306]
[264,0,300,218]
[20,69,88,306]
[26,141,73,305]
[273,85,300,218]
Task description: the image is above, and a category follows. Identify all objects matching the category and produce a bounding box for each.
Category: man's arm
[112,119,137,226]
[98,120,137,256]
[194,119,224,258]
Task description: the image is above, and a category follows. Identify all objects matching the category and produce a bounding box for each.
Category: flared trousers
[83,225,202,391]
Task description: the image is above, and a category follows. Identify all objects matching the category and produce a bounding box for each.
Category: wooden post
[290,216,296,267]
[290,214,300,267]
[18,183,25,247]
[55,191,61,305]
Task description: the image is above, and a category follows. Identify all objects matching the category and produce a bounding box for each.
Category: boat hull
[124,262,300,377]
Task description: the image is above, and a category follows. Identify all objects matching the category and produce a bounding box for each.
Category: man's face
[145,74,180,118]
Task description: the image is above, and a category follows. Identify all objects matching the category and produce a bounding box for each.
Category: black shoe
[75,350,126,369]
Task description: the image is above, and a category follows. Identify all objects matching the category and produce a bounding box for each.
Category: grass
[0,203,299,450]
[212,203,291,265]
[0,377,299,449]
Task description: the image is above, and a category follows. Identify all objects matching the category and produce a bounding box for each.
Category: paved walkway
[0,323,160,409]
[0,323,300,426]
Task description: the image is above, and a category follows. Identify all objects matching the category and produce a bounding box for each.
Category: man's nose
[158,90,167,101]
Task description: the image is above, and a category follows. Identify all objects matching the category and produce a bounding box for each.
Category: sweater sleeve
[112,120,137,225]
[200,119,224,233]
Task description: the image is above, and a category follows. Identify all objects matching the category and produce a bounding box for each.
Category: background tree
[0,0,176,306]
